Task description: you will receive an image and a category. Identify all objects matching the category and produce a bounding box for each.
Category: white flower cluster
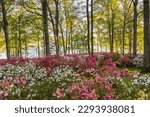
[50,65,77,82]
[0,61,47,81]
[133,54,144,67]
[82,68,96,76]
[132,74,150,86]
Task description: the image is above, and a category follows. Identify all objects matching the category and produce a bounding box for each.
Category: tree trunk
[70,24,73,54]
[143,0,150,71]
[24,38,28,58]
[42,0,50,56]
[108,23,112,52]
[47,0,56,52]
[64,8,68,54]
[111,11,114,53]
[15,40,18,57]
[122,17,126,55]
[128,28,132,54]
[86,0,90,54]
[107,9,112,53]
[1,0,10,59]
[18,15,22,57]
[59,22,66,54]
[91,0,94,55]
[133,0,138,56]
[55,0,59,55]
[37,37,40,57]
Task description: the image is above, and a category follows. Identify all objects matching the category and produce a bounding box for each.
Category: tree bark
[122,15,126,55]
[18,15,22,57]
[41,0,50,56]
[143,0,150,71]
[24,38,28,58]
[91,0,94,55]
[54,0,59,55]
[128,28,132,54]
[111,11,114,53]
[37,36,40,57]
[86,0,90,54]
[59,22,66,54]
[133,0,138,56]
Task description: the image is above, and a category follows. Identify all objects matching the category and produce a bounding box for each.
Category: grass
[127,67,141,73]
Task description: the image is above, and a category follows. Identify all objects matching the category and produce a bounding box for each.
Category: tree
[91,0,94,55]
[143,0,150,71]
[132,0,138,56]
[0,0,146,58]
[54,0,59,55]
[42,0,50,56]
[0,0,10,59]
[120,0,132,54]
[47,0,60,55]
[86,0,90,54]
[85,0,94,55]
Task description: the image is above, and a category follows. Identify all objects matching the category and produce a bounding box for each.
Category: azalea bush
[119,54,133,67]
[101,52,121,61]
[0,54,143,100]
[0,61,47,80]
[133,54,144,68]
[110,74,150,100]
[51,74,116,100]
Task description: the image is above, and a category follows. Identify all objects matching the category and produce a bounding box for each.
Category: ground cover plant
[0,53,149,100]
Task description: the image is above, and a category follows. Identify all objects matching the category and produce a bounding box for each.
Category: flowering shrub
[98,58,133,78]
[49,66,77,89]
[53,74,115,100]
[0,61,47,81]
[133,54,144,68]
[101,52,121,61]
[132,74,150,89]
[119,54,133,67]
[131,74,150,99]
[0,61,48,99]
[0,57,29,66]
[109,74,150,100]
[0,54,139,100]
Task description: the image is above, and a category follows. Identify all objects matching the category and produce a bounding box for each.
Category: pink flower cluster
[68,80,98,100]
[119,54,133,67]
[53,74,115,100]
[0,89,9,99]
[0,77,27,99]
[14,77,27,85]
[52,88,64,98]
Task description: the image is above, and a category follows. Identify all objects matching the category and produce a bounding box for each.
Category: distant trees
[0,0,147,58]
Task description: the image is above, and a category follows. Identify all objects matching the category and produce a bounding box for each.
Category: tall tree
[0,0,10,59]
[42,0,50,56]
[143,0,150,71]
[120,0,132,54]
[91,0,94,55]
[54,0,59,55]
[86,0,90,54]
[47,0,60,55]
[132,0,138,56]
